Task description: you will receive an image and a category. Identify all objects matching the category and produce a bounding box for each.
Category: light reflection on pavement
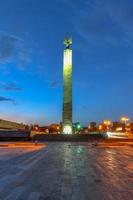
[0,142,132,200]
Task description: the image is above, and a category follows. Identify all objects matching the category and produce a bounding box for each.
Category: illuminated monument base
[62,35,73,134]
[63,125,72,135]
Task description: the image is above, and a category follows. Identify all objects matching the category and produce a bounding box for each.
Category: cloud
[18,51,32,70]
[64,0,133,46]
[0,65,10,75]
[62,0,133,71]
[0,33,31,70]
[0,96,14,102]
[0,81,22,91]
[0,34,19,63]
[79,11,120,43]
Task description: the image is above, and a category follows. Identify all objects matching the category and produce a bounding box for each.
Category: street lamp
[120,116,129,124]
[120,116,130,133]
[103,120,111,131]
[103,120,111,126]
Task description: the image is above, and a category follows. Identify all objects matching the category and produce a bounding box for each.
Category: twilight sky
[0,0,133,125]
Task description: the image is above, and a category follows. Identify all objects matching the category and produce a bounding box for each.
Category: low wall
[0,130,31,141]
[32,133,104,142]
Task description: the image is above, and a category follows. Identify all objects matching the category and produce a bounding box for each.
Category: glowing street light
[98,125,103,131]
[103,120,111,131]
[120,116,130,133]
[120,116,129,124]
[77,124,81,129]
[103,120,111,126]
[116,127,123,132]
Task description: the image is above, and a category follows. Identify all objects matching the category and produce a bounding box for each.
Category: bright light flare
[116,127,123,131]
[63,49,72,69]
[63,125,72,134]
[106,132,126,138]
[103,120,111,125]
[99,125,103,130]
[121,116,129,123]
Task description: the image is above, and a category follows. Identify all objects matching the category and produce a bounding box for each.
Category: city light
[120,116,129,124]
[106,131,126,138]
[98,125,103,131]
[88,125,91,129]
[116,127,123,131]
[103,120,111,125]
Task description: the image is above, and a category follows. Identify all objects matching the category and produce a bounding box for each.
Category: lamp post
[103,120,111,131]
[120,117,129,125]
[120,116,130,133]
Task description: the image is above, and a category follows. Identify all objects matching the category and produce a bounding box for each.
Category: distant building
[31,124,60,135]
[130,122,133,133]
[49,124,60,133]
[88,122,97,132]
[72,122,82,133]
[112,122,125,132]
[0,119,28,130]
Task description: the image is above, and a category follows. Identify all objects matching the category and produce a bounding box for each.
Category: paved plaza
[0,142,132,200]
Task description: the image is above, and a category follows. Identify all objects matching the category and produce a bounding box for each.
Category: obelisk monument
[62,34,73,134]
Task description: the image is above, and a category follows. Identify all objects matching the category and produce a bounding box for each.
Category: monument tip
[64,33,72,48]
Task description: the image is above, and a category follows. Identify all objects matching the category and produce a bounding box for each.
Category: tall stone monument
[62,34,73,134]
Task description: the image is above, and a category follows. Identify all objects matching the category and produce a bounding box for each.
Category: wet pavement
[0,142,132,200]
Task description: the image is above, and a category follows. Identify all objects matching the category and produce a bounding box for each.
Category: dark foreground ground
[0,142,133,200]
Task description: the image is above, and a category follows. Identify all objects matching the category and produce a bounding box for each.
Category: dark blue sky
[0,0,133,125]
